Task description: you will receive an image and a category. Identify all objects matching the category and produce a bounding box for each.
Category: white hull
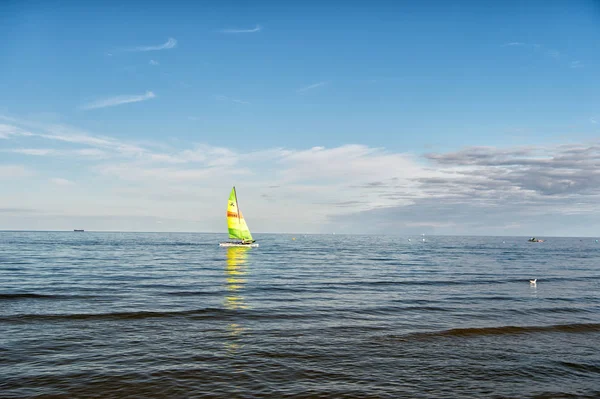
[219,242,259,248]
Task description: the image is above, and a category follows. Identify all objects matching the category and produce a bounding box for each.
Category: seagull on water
[529,279,537,286]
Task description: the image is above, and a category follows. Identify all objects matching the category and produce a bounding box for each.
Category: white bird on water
[529,279,537,286]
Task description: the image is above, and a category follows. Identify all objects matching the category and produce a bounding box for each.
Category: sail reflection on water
[225,246,250,310]
[224,246,250,353]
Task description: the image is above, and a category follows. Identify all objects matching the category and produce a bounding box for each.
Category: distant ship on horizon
[74,229,84,232]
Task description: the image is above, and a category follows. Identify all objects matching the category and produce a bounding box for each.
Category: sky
[1,0,600,236]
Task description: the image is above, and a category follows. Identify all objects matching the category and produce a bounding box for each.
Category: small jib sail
[220,187,258,247]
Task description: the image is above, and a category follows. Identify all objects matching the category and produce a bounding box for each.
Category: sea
[1,232,599,398]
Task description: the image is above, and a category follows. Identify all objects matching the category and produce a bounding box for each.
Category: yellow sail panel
[237,211,253,241]
[226,187,254,241]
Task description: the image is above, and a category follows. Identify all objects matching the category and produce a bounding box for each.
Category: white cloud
[297,81,329,93]
[219,25,262,34]
[5,147,111,160]
[0,124,34,139]
[73,148,111,159]
[1,120,146,159]
[149,59,159,66]
[50,177,74,186]
[0,165,31,179]
[80,91,156,110]
[100,165,196,181]
[129,38,177,52]
[10,148,55,156]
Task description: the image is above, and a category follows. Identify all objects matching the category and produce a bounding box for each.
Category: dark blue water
[1,232,599,398]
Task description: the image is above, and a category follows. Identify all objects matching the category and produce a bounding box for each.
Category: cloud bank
[2,117,600,235]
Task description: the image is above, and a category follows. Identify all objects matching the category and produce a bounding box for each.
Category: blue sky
[1,0,600,235]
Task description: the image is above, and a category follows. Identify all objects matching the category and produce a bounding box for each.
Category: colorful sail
[226,187,254,241]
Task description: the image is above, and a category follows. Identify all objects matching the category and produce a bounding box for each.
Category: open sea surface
[1,232,599,398]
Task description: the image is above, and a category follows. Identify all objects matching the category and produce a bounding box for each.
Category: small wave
[558,361,600,375]
[363,305,451,314]
[391,323,600,341]
[162,291,220,297]
[0,307,231,322]
[0,293,95,300]
[509,307,595,315]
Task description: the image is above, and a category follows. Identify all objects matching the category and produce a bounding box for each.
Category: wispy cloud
[503,42,582,68]
[10,148,55,156]
[546,49,561,58]
[128,38,177,52]
[570,60,583,69]
[50,177,74,186]
[149,59,159,66]
[591,117,598,124]
[218,25,262,34]
[1,118,145,158]
[0,123,34,139]
[4,147,110,159]
[80,91,156,110]
[297,81,329,93]
[0,165,31,179]
[216,95,250,105]
[73,149,111,159]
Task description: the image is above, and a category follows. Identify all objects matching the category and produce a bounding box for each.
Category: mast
[233,186,241,228]
[233,186,244,242]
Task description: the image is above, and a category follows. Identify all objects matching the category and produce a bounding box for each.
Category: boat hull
[219,242,259,248]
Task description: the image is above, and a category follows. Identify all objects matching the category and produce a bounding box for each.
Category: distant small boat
[528,237,544,242]
[74,229,84,232]
[219,186,258,248]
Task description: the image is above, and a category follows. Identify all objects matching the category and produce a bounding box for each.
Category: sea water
[1,232,599,398]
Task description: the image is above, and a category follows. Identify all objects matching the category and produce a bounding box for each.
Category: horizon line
[0,230,598,238]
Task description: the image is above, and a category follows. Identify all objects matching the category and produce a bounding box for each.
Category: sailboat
[219,186,259,248]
